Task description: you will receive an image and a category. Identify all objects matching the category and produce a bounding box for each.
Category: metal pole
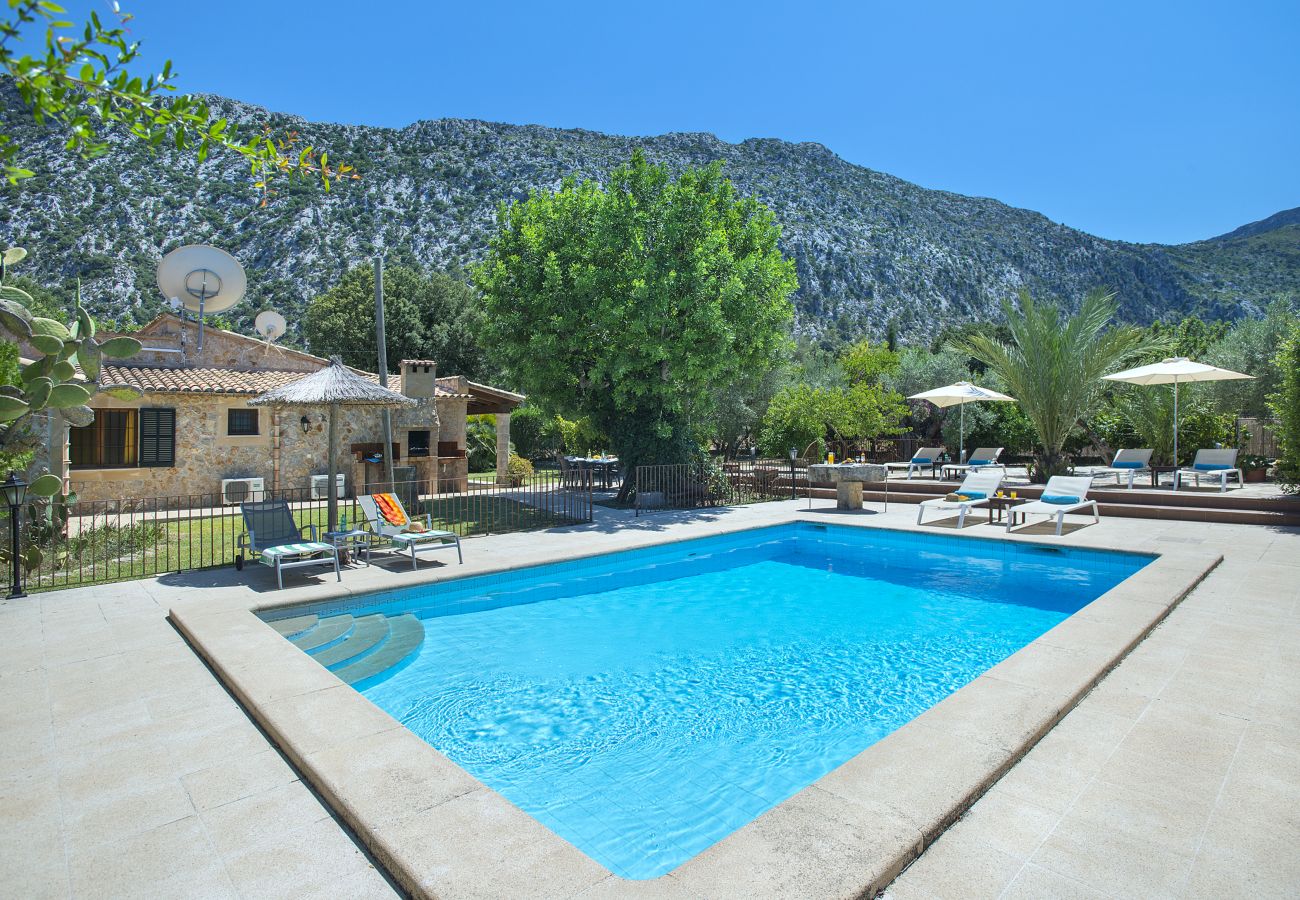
[327,404,339,532]
[374,255,395,487]
[1172,379,1179,470]
[8,500,25,599]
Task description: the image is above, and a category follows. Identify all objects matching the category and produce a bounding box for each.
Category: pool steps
[270,612,425,686]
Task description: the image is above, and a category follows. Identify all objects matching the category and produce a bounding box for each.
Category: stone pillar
[495,413,511,483]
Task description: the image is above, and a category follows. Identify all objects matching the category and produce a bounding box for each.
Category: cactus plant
[0,247,144,575]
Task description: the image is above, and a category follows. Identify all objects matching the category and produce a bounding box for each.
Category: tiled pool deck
[1,499,1296,898]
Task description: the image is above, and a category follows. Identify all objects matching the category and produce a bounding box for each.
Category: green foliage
[1203,300,1299,418]
[506,404,549,459]
[1269,322,1300,492]
[759,384,827,458]
[1145,315,1229,359]
[476,150,797,494]
[1104,384,1233,465]
[465,414,496,472]
[0,248,143,571]
[0,1,354,192]
[303,264,488,380]
[505,453,534,486]
[839,338,899,386]
[955,289,1155,479]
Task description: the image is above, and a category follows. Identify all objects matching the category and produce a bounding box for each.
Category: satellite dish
[157,245,246,353]
[156,245,246,315]
[254,310,287,343]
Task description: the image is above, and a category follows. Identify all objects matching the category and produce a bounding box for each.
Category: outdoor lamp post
[789,448,798,501]
[3,472,28,600]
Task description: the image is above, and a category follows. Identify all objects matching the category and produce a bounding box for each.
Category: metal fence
[634,457,804,515]
[13,470,592,592]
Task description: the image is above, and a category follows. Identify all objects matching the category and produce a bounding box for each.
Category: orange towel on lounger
[371,493,407,527]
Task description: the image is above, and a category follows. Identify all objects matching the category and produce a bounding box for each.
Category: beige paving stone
[1117,698,1249,776]
[61,773,196,853]
[377,787,609,899]
[256,685,401,760]
[303,722,482,829]
[887,820,1023,898]
[1000,862,1109,899]
[66,815,236,900]
[220,813,374,897]
[1030,816,1196,899]
[181,748,301,812]
[199,779,332,857]
[950,788,1062,859]
[979,754,1094,816]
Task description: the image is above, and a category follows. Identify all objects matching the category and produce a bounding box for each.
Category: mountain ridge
[0,89,1294,345]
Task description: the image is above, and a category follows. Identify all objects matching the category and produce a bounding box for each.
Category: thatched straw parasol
[249,357,416,532]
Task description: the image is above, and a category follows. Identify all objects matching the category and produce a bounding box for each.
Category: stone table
[807,462,889,510]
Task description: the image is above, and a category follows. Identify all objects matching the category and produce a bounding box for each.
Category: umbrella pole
[327,403,339,533]
[960,403,965,463]
[1172,379,1179,471]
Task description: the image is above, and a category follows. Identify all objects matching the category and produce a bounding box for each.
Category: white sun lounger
[886,447,945,479]
[236,499,340,590]
[357,493,463,569]
[941,447,1005,479]
[1007,475,1099,536]
[916,470,1003,528]
[1093,448,1154,490]
[1174,448,1243,493]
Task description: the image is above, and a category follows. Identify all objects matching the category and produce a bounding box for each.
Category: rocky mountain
[0,89,1295,347]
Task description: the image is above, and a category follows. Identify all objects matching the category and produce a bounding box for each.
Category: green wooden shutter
[139,408,176,467]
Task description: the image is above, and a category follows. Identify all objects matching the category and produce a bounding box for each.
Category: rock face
[0,88,1294,343]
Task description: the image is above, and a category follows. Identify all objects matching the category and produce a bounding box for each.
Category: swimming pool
[274,523,1152,879]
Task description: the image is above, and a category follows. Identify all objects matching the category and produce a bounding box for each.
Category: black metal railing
[14,470,592,592]
[634,457,804,515]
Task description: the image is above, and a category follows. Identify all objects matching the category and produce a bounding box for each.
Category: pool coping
[169,512,1221,898]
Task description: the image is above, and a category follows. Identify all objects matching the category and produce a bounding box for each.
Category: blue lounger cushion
[1193,463,1232,471]
[911,457,932,465]
[968,459,991,466]
[955,490,987,500]
[1041,494,1081,505]
[1113,461,1145,469]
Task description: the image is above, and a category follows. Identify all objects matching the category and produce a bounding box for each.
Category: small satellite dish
[157,245,247,352]
[254,310,287,343]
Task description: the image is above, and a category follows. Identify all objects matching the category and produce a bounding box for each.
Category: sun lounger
[237,499,340,590]
[1093,448,1154,490]
[1007,475,1099,536]
[916,470,1003,528]
[1174,449,1243,493]
[357,492,463,569]
[885,447,945,479]
[941,447,1005,479]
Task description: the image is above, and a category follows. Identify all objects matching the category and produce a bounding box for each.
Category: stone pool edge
[168,517,1219,899]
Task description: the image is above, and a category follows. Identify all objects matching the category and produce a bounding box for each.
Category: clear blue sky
[64,0,1298,244]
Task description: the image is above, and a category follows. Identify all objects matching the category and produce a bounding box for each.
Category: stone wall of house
[70,393,467,502]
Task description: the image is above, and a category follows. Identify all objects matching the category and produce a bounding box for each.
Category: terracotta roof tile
[99,363,473,398]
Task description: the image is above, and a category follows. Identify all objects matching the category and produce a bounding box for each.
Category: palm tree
[954,289,1154,480]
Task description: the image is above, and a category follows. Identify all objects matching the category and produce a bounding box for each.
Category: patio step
[267,614,318,639]
[332,614,425,687]
[311,614,388,669]
[290,614,354,652]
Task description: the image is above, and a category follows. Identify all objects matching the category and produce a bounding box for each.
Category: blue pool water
[344,524,1150,879]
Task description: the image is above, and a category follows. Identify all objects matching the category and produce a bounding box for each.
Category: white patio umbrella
[1103,357,1253,466]
[907,381,1016,462]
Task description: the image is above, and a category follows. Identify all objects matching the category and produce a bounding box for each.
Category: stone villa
[33,313,523,503]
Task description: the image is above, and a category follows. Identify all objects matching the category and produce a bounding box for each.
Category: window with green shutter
[139,407,176,467]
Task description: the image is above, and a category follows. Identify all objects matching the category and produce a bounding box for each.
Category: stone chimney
[399,360,438,399]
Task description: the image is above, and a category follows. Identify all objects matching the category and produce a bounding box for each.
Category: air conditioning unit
[220,477,265,505]
[310,473,346,500]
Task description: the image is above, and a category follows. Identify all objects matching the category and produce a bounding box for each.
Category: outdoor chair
[1007,475,1099,536]
[1094,448,1154,490]
[1174,449,1243,493]
[236,499,340,590]
[357,493,463,569]
[942,447,1005,479]
[916,470,1003,528]
[886,447,945,479]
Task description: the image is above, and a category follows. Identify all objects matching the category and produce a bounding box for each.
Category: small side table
[1148,465,1178,488]
[985,496,1027,527]
[324,529,372,567]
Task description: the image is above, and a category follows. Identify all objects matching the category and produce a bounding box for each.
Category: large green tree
[303,264,488,380]
[955,289,1153,479]
[476,151,798,498]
